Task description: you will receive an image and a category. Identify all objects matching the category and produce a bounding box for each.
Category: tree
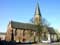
[30,17,50,27]
[42,18,50,27]
[30,17,50,42]
[37,24,43,42]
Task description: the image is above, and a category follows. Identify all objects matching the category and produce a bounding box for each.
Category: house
[0,32,6,40]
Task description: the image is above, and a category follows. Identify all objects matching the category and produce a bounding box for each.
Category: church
[5,3,57,43]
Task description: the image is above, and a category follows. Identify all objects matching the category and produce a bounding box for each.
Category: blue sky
[0,0,60,32]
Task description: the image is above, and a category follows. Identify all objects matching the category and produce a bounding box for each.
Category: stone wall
[5,24,36,42]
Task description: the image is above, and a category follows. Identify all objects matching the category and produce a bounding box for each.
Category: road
[16,42,60,45]
[32,42,60,45]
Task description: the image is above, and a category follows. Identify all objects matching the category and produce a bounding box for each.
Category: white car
[41,40,51,43]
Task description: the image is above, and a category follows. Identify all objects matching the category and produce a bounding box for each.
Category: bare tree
[29,17,50,42]
[42,18,50,27]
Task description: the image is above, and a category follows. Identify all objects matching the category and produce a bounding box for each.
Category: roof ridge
[11,20,35,25]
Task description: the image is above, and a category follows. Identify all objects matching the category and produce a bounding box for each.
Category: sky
[0,0,60,32]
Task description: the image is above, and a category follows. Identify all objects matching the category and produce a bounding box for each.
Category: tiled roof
[47,27,56,34]
[10,21,37,31]
[9,21,56,34]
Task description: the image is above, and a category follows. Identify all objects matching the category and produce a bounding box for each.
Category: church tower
[34,3,42,25]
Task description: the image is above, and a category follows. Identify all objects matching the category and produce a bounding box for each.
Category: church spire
[34,2,42,25]
[35,2,41,16]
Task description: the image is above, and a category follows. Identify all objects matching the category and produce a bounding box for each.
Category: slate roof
[47,27,56,34]
[9,21,56,34]
[10,21,37,31]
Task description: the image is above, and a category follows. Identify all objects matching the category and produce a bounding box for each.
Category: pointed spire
[34,2,42,25]
[35,2,41,16]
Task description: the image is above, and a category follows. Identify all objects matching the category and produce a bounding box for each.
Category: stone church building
[5,3,57,43]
